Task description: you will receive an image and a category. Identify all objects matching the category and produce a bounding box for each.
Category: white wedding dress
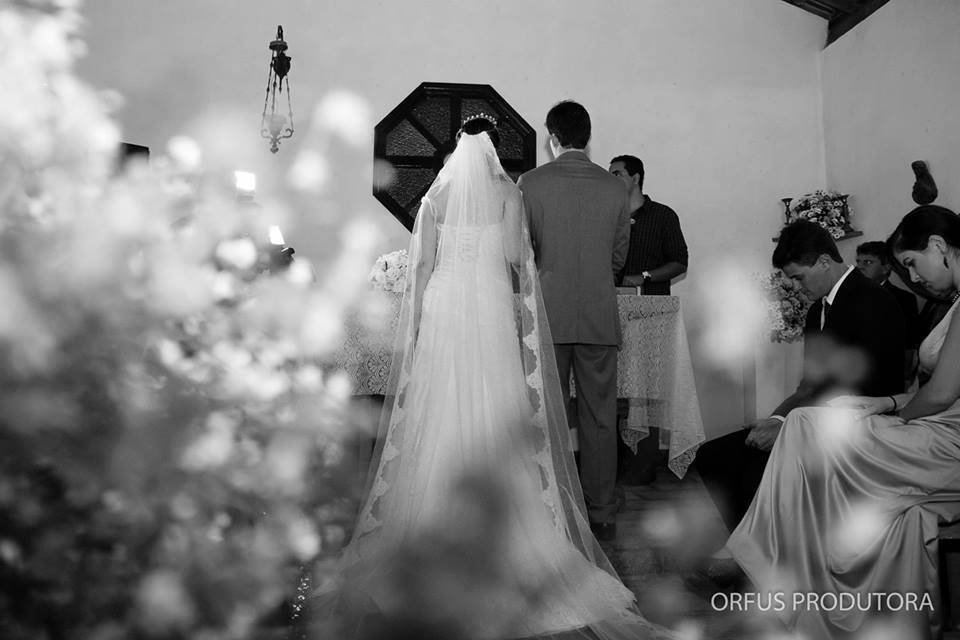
[335,133,669,640]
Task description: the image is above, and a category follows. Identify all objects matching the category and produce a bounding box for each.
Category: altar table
[330,293,704,478]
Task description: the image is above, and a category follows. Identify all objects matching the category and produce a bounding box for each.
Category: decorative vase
[781,197,793,224]
[839,194,853,233]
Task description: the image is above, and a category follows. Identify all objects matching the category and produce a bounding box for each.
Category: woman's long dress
[727,298,960,639]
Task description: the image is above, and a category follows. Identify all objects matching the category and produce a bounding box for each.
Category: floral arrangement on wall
[783,190,854,239]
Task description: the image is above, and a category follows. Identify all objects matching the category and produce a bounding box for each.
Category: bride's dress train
[335,134,668,640]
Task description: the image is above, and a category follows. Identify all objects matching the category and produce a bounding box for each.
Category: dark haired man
[518,100,631,541]
[692,221,905,584]
[608,155,688,295]
[857,241,920,386]
[856,241,919,337]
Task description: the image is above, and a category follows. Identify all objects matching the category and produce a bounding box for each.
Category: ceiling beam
[827,0,891,45]
[818,0,861,13]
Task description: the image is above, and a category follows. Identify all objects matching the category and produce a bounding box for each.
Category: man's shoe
[590,521,616,542]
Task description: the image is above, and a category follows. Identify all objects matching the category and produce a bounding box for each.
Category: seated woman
[727,205,960,640]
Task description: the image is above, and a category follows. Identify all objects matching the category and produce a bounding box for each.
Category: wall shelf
[772,230,863,243]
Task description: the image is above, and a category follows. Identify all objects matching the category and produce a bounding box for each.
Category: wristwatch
[641,271,652,282]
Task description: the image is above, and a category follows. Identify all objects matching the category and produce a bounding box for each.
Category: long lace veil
[338,132,668,640]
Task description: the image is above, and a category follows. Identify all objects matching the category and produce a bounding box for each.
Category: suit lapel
[822,268,863,331]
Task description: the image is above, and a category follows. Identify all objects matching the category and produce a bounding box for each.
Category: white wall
[76,0,827,438]
[822,0,960,263]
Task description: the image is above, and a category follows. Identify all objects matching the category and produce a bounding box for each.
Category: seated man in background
[856,240,919,386]
[691,221,906,585]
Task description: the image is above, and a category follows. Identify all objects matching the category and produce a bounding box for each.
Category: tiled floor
[604,467,773,640]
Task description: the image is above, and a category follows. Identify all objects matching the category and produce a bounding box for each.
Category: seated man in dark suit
[692,221,906,583]
[856,240,920,387]
[856,241,919,335]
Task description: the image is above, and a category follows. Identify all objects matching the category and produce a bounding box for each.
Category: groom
[518,101,632,541]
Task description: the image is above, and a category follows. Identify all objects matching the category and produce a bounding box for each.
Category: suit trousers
[694,429,771,533]
[554,344,619,524]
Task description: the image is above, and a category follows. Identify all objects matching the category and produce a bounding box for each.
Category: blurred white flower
[294,365,324,393]
[180,411,238,470]
[101,490,126,513]
[372,159,396,190]
[0,268,56,372]
[250,368,290,402]
[166,135,203,172]
[640,505,684,544]
[287,149,330,193]
[830,500,888,560]
[210,270,238,302]
[222,364,290,402]
[0,539,22,565]
[211,340,253,370]
[322,442,345,467]
[815,406,866,456]
[674,620,704,640]
[313,89,372,148]
[323,524,346,548]
[147,260,215,317]
[326,371,353,402]
[287,517,321,561]
[264,435,309,491]
[156,337,185,367]
[136,570,196,633]
[694,261,768,371]
[285,258,315,286]
[29,16,73,71]
[300,294,345,357]
[257,344,286,369]
[214,237,258,271]
[237,436,264,465]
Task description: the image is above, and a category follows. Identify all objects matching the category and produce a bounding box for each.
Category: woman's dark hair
[772,220,842,268]
[545,100,591,149]
[887,205,960,256]
[458,116,500,149]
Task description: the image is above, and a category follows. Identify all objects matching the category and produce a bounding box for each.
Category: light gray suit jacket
[518,150,631,346]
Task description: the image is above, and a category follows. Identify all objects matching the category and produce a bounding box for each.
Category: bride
[727,205,960,640]
[333,116,669,640]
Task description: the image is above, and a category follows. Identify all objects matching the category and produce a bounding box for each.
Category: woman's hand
[825,395,894,419]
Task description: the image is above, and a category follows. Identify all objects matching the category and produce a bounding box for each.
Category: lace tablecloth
[331,293,704,478]
[610,295,704,478]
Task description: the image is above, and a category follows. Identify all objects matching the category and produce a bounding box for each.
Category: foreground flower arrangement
[0,3,377,638]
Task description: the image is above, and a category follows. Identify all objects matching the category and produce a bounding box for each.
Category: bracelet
[889,395,898,412]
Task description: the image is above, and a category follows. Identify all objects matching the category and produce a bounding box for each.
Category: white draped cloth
[728,297,960,639]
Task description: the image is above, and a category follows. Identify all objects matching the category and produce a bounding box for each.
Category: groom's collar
[824,265,856,306]
[554,148,588,161]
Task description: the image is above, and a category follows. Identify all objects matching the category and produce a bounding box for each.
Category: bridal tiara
[462,112,498,127]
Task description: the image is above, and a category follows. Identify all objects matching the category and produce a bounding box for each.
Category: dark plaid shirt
[616,196,688,295]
